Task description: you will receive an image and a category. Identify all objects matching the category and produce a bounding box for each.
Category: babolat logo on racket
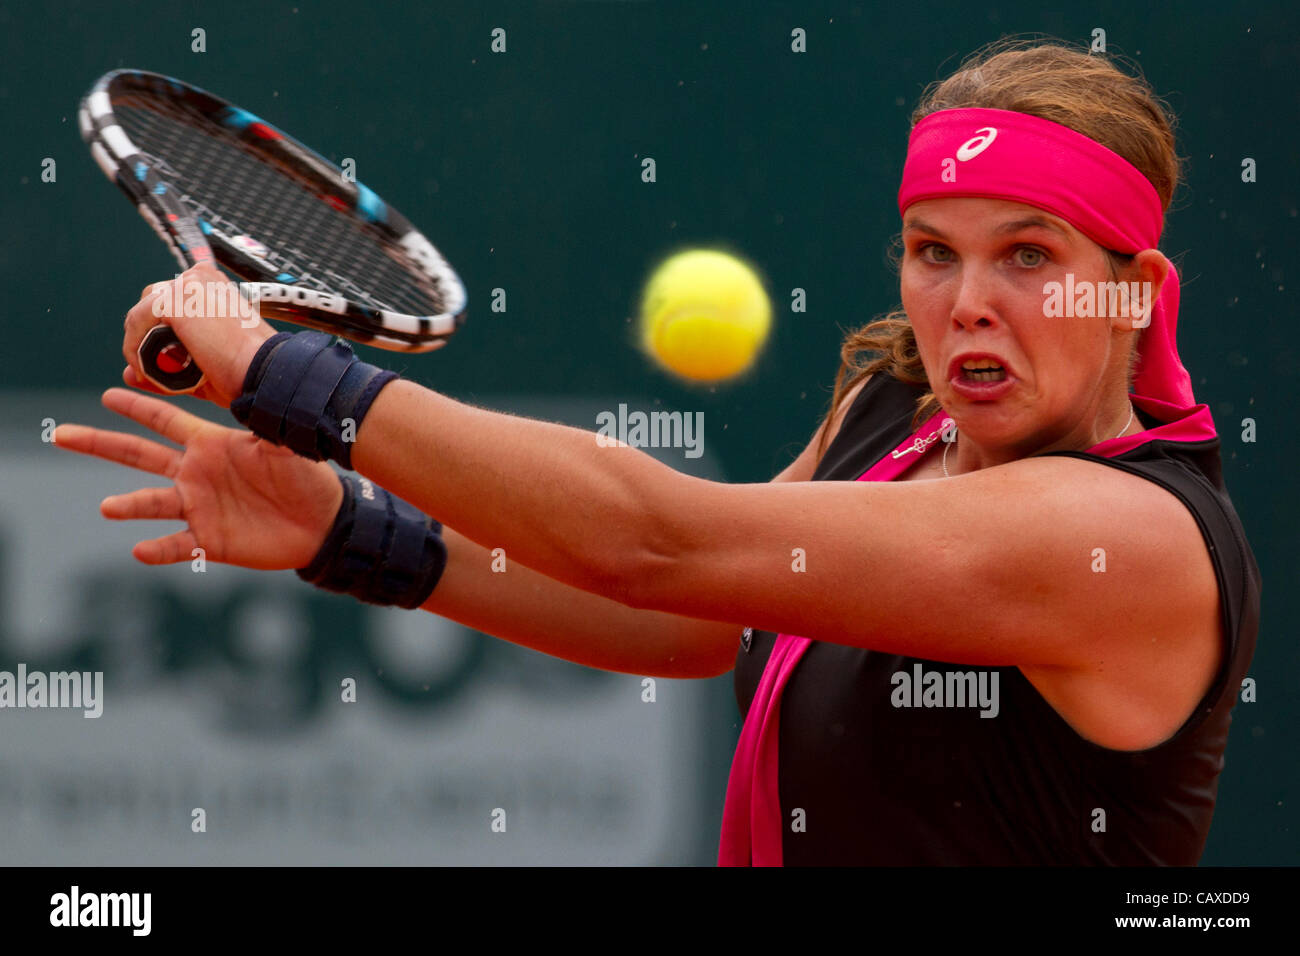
[247,283,347,314]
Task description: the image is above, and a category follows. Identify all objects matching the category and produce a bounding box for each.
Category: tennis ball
[639,249,772,382]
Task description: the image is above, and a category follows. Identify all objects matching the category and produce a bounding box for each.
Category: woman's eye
[921,243,953,262]
[1014,247,1045,267]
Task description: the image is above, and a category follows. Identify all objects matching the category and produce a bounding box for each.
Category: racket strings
[113,95,446,319]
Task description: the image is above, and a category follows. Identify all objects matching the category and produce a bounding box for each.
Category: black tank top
[733,373,1262,865]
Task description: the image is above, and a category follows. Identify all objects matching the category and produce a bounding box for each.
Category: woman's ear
[1110,249,1170,333]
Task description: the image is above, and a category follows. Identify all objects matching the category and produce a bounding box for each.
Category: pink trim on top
[717,395,1219,866]
[1096,395,1218,455]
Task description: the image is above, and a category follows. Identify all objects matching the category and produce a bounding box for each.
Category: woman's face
[900,197,1123,453]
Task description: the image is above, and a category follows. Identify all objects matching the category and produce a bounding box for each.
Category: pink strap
[719,412,949,866]
[716,632,811,866]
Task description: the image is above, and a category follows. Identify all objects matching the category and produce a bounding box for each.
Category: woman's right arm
[426,376,871,680]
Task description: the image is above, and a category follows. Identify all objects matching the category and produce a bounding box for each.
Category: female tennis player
[58,39,1260,865]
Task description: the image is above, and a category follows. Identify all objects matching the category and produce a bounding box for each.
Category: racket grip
[138,325,205,393]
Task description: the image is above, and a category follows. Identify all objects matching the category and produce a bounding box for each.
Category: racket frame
[79,69,467,391]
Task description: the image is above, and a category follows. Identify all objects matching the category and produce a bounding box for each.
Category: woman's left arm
[350,380,1220,673]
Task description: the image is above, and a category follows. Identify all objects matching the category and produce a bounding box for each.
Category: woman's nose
[949,266,1000,330]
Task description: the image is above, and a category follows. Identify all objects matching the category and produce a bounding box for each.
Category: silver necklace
[942,404,1135,478]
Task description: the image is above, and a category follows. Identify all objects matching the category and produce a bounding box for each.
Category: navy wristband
[298,473,447,608]
[231,331,397,468]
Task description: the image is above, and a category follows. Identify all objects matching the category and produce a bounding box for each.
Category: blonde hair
[817,38,1182,457]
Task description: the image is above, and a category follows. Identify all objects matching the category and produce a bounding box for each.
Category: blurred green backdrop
[0,1,1295,864]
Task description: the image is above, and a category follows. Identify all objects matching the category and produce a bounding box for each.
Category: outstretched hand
[55,389,343,569]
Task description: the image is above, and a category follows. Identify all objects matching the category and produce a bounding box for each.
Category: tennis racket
[78,69,467,393]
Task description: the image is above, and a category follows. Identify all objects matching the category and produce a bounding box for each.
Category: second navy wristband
[297,473,448,609]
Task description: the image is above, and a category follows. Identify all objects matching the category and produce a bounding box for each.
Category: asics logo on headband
[956,127,998,161]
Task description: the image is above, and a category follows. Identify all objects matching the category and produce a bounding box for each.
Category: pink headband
[897,107,1196,410]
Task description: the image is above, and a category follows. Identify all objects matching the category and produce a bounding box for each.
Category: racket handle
[138,325,205,393]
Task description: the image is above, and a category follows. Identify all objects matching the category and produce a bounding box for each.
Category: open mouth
[960,361,1007,382]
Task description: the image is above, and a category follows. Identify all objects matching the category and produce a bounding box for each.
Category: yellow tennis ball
[639,249,772,382]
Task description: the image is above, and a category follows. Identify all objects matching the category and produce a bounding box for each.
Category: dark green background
[1,1,1295,864]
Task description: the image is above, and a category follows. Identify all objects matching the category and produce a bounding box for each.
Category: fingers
[127,367,228,407]
[100,388,206,446]
[53,423,182,477]
[123,364,169,396]
[189,260,225,285]
[101,486,184,522]
[122,279,170,376]
[132,529,201,566]
[123,264,222,385]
